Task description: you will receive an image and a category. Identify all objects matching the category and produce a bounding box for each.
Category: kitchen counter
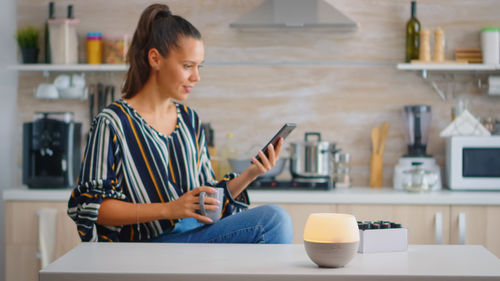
[40,243,500,281]
[4,187,500,205]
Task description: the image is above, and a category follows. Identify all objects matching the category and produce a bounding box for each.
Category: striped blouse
[67,100,249,242]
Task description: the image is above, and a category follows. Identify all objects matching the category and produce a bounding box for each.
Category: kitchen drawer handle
[435,212,443,244]
[458,212,466,244]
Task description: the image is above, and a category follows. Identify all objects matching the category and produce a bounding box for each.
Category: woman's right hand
[166,186,220,223]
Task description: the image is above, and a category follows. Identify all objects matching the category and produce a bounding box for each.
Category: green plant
[15,26,39,49]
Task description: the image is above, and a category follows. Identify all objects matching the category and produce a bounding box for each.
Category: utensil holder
[369,154,383,187]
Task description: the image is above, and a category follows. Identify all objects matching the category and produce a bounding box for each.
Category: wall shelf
[397,63,499,71]
[8,61,396,73]
[7,64,128,72]
[397,63,500,100]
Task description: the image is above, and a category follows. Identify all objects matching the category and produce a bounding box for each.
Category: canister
[103,34,130,64]
[87,32,103,64]
[481,27,500,64]
[48,19,80,64]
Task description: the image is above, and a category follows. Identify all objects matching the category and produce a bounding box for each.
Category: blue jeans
[151,204,293,244]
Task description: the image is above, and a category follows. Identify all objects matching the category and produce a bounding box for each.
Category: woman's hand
[166,186,220,223]
[247,137,283,179]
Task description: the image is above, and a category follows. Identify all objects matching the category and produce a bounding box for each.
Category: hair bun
[156,10,172,19]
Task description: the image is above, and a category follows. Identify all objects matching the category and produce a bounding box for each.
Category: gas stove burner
[248,178,334,190]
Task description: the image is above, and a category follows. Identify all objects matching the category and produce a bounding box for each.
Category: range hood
[229,0,358,31]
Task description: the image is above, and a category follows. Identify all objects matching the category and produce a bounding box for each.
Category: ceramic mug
[198,187,224,224]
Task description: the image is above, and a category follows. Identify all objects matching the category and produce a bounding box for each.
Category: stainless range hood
[229,0,358,31]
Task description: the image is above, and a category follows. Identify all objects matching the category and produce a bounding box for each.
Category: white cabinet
[5,201,80,281]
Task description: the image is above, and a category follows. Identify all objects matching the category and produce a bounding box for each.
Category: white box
[358,228,408,253]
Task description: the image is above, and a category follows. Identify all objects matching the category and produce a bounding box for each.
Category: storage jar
[481,27,500,65]
[103,34,130,64]
[87,32,103,64]
[48,19,80,64]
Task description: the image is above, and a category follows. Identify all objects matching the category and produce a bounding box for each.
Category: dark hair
[122,4,201,98]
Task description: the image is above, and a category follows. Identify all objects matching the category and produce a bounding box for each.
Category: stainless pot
[289,132,339,180]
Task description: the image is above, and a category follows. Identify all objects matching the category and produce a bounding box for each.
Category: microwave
[446,136,500,190]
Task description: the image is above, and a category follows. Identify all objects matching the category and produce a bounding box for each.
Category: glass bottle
[333,153,351,188]
[405,1,421,62]
[218,133,238,179]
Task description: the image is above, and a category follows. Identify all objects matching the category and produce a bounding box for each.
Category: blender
[393,105,442,191]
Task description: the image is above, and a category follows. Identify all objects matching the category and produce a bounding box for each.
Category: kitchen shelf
[397,63,500,100]
[8,61,396,73]
[7,64,128,72]
[11,62,499,72]
[397,63,499,71]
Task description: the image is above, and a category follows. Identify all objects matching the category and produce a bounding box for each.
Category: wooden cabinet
[336,204,450,245]
[5,201,80,281]
[5,199,499,281]
[250,203,335,244]
[450,205,500,258]
[253,203,499,258]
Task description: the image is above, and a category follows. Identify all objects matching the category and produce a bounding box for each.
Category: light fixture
[303,213,359,268]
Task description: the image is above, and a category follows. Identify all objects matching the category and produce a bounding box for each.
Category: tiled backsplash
[15,0,500,186]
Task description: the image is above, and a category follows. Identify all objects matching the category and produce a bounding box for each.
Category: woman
[68,3,292,243]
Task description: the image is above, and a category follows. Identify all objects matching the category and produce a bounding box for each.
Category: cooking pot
[289,132,339,180]
[229,158,286,179]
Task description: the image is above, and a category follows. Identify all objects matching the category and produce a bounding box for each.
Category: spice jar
[86,32,103,64]
[333,153,351,188]
[103,34,130,64]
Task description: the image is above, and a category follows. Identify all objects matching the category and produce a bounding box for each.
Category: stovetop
[247,178,334,191]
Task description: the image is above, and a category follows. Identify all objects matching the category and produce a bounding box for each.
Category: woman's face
[156,36,204,101]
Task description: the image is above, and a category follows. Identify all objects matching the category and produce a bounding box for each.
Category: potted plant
[15,26,40,63]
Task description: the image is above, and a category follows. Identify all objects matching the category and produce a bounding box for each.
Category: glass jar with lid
[333,153,351,188]
[402,162,437,193]
[103,34,130,64]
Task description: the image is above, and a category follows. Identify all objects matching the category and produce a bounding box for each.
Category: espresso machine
[393,105,442,190]
[23,112,82,188]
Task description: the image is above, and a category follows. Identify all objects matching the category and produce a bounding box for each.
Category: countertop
[4,187,500,205]
[40,243,500,281]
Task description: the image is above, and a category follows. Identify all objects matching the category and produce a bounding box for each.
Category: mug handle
[199,191,207,216]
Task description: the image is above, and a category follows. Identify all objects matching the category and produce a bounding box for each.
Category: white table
[40,243,500,281]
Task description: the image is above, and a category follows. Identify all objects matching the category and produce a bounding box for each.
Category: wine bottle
[44,2,54,63]
[405,1,421,62]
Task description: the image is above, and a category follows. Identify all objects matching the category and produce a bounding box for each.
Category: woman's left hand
[248,137,283,179]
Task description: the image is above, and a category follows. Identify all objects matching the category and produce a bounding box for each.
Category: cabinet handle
[458,212,466,244]
[435,212,443,244]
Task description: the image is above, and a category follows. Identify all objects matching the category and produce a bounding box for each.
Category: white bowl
[53,74,71,90]
[35,83,59,99]
[229,158,286,179]
[59,87,84,99]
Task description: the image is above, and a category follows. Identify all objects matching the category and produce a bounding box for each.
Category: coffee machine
[23,112,82,189]
[393,105,442,190]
